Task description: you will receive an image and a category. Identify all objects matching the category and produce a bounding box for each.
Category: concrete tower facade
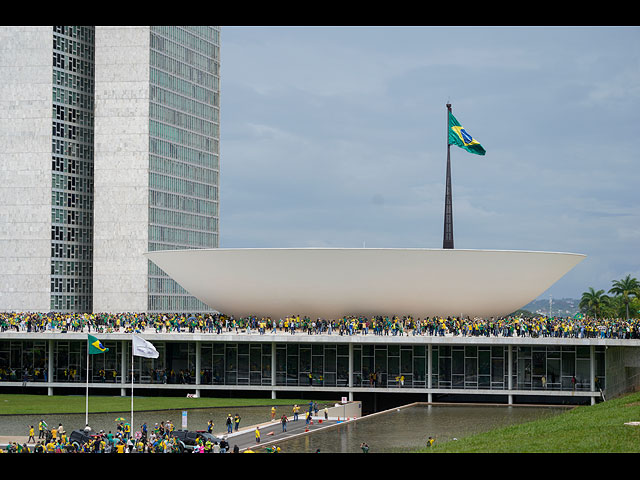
[0,26,220,314]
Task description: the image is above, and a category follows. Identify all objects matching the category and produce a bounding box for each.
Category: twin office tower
[0,26,221,314]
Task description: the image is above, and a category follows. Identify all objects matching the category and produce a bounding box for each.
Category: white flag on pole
[132,335,159,358]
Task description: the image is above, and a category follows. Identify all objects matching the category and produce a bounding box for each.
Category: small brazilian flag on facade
[88,335,108,354]
[448,111,486,155]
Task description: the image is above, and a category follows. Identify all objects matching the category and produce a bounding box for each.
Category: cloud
[219,26,640,299]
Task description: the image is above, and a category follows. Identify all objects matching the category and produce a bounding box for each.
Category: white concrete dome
[145,248,585,319]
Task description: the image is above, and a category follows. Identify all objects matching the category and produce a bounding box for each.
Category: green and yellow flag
[88,335,108,354]
[448,111,485,155]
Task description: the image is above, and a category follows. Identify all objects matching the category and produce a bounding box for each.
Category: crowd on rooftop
[1,311,639,340]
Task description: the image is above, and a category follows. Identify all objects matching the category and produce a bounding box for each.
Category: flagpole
[85,335,89,426]
[443,103,454,249]
[131,337,134,437]
[129,335,159,439]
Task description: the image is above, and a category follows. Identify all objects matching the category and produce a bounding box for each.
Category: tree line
[580,274,640,320]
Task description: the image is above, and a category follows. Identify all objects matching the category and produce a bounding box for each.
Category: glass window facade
[50,26,95,313]
[45,26,221,314]
[0,339,607,394]
[148,26,220,313]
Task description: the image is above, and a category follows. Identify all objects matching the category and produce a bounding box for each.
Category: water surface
[272,404,568,453]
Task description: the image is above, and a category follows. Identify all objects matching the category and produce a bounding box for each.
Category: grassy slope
[420,391,640,453]
[0,394,320,415]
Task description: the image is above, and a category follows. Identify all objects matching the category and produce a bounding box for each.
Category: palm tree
[579,288,610,320]
[602,295,624,319]
[609,275,640,320]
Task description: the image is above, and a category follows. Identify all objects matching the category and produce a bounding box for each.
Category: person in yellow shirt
[28,425,35,443]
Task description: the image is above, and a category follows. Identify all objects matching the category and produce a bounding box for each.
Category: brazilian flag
[88,335,109,354]
[448,111,486,155]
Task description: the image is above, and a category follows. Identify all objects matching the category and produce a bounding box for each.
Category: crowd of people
[1,403,330,454]
[1,311,639,340]
[2,418,241,454]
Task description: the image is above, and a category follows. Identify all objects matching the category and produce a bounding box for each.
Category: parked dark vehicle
[68,429,98,446]
[169,430,222,452]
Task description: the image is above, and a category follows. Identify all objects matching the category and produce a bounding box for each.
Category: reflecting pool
[267,404,569,453]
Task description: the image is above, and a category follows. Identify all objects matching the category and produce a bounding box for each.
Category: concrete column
[508,345,513,405]
[120,340,127,396]
[48,339,54,396]
[196,342,201,385]
[271,342,276,400]
[195,341,201,398]
[590,345,595,405]
[348,343,354,401]
[427,344,433,403]
[348,343,353,388]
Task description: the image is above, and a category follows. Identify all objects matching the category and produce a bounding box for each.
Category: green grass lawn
[419,391,640,453]
[0,394,323,415]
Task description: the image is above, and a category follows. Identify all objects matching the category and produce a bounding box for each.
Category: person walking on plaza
[281,414,288,432]
[255,427,261,444]
[234,413,241,432]
[226,414,233,434]
[293,404,299,421]
[271,406,277,421]
[28,425,35,444]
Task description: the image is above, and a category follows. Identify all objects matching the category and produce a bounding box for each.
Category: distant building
[0,26,220,313]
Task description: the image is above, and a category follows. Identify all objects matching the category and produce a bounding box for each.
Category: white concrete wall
[0,26,53,312]
[605,346,640,399]
[93,26,150,312]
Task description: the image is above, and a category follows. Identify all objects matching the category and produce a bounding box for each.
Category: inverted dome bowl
[145,248,585,319]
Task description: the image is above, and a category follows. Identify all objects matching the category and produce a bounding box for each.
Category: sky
[216,26,640,300]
